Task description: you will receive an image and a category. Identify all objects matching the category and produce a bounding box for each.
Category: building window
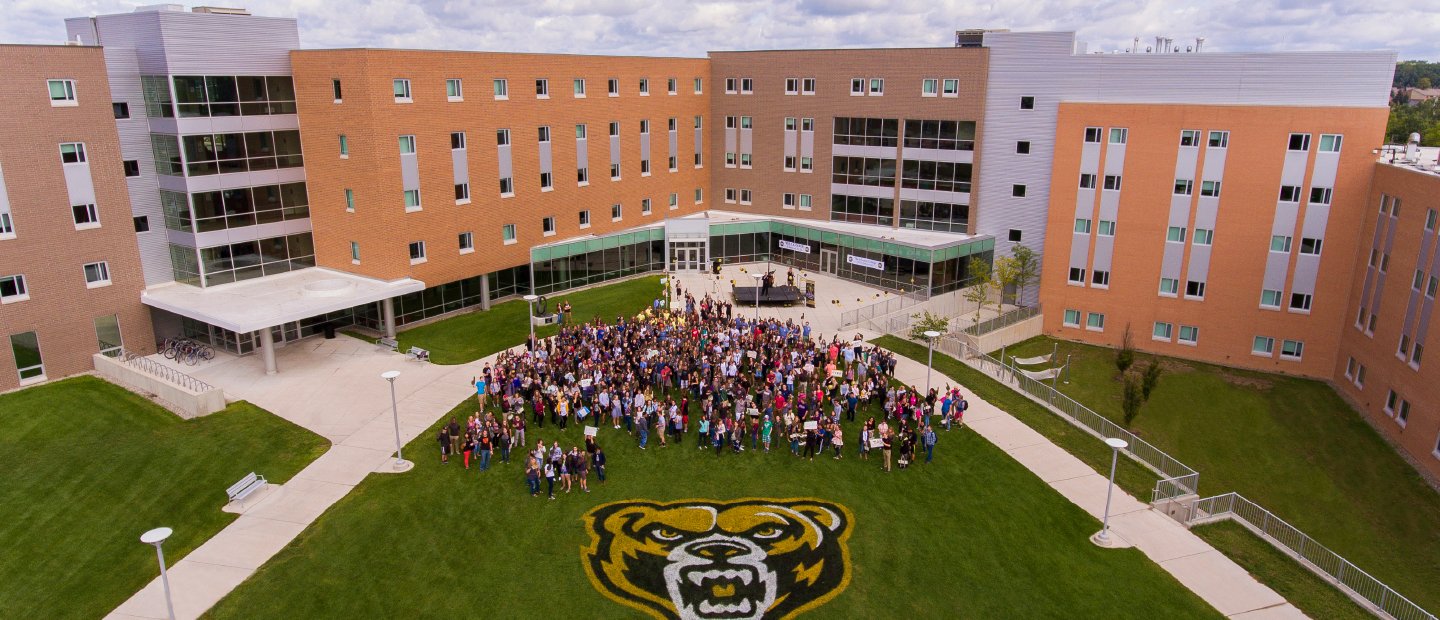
[1097,220,1116,236]
[345,188,355,212]
[408,240,426,264]
[607,78,619,96]
[578,210,591,228]
[851,78,865,95]
[499,177,514,196]
[610,163,621,180]
[740,78,752,94]
[1180,130,1201,147]
[922,78,938,96]
[1084,127,1102,143]
[398,135,416,154]
[403,189,422,211]
[339,135,349,157]
[1398,400,1411,426]
[1178,325,1199,345]
[1063,309,1081,327]
[1261,289,1282,308]
[1012,184,1026,197]
[1310,187,1333,205]
[725,78,737,94]
[611,203,623,220]
[538,126,551,143]
[1091,270,1110,286]
[60,142,86,164]
[1174,179,1193,195]
[1200,181,1221,197]
[942,79,959,96]
[393,79,411,101]
[48,79,77,105]
[1253,336,1275,355]
[641,199,652,215]
[640,78,651,95]
[72,203,100,227]
[1289,293,1312,311]
[1208,131,1229,148]
[695,77,704,94]
[800,157,812,172]
[786,77,799,95]
[1299,238,1323,255]
[540,172,553,189]
[1009,229,1023,242]
[1159,278,1179,296]
[123,160,140,177]
[1185,280,1206,298]
[446,78,463,100]
[668,156,677,171]
[83,261,111,287]
[1068,267,1086,284]
[1270,235,1292,252]
[536,79,549,98]
[1280,339,1304,360]
[542,216,556,235]
[1079,173,1097,189]
[1278,185,1302,202]
[502,224,516,243]
[740,154,752,168]
[133,216,149,232]
[868,78,884,95]
[798,194,813,210]
[783,193,796,209]
[1356,364,1367,387]
[573,78,586,97]
[802,118,814,131]
[667,78,677,94]
[577,167,589,185]
[1109,128,1128,144]
[493,79,508,99]
[0,275,29,303]
[1086,312,1105,331]
[1287,133,1310,151]
[10,331,43,382]
[695,188,703,204]
[332,79,343,101]
[1153,322,1173,341]
[497,129,511,146]
[725,188,737,203]
[1167,226,1187,243]
[350,241,360,262]
[1074,218,1091,234]
[455,183,470,203]
[1020,96,1035,110]
[739,190,752,205]
[1103,175,1122,191]
[669,193,679,209]
[1319,134,1343,153]
[113,102,130,119]
[451,132,466,150]
[1193,229,1214,245]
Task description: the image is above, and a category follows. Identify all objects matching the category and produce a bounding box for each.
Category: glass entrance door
[820,249,838,275]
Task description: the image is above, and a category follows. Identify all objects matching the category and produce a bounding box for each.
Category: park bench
[407,346,430,362]
[377,337,399,351]
[226,472,268,507]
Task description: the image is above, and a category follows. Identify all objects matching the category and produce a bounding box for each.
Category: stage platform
[732,285,804,305]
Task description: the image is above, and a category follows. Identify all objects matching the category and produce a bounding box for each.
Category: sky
[9,0,1440,60]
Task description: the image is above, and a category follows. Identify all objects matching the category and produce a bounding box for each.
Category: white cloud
[7,0,1440,60]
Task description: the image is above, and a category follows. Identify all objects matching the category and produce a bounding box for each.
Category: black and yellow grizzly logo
[581,498,854,619]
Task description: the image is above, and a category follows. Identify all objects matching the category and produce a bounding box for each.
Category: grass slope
[1003,336,1440,612]
[394,277,663,364]
[0,376,328,619]
[1191,521,1372,620]
[208,395,1218,619]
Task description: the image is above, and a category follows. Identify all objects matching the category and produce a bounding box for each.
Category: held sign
[778,239,812,254]
[845,254,884,270]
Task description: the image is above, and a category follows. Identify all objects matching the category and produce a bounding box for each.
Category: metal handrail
[1189,492,1436,620]
[962,304,1041,336]
[120,348,217,393]
[839,289,928,327]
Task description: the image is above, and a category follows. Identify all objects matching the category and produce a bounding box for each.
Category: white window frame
[573,78,586,98]
[393,78,412,103]
[921,78,939,97]
[578,209,591,229]
[1159,277,1179,297]
[1085,312,1105,332]
[868,78,884,96]
[0,274,29,304]
[1152,322,1173,342]
[350,241,360,264]
[1280,339,1304,360]
[785,77,799,95]
[1109,128,1128,144]
[455,182,470,205]
[942,79,959,97]
[801,78,816,95]
[398,135,416,154]
[1252,336,1274,356]
[611,203,623,221]
[1062,309,1081,328]
[535,78,550,99]
[446,78,463,101]
[403,189,422,212]
[408,240,427,264]
[48,79,77,106]
[542,216,556,236]
[458,231,474,254]
[1260,289,1282,309]
[502,224,517,245]
[493,79,509,100]
[72,203,100,229]
[1177,325,1199,345]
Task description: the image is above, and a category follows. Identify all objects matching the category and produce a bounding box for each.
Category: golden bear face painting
[581,498,854,620]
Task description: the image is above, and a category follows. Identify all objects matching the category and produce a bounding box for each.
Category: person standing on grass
[544,460,557,499]
[576,446,590,493]
[462,430,475,470]
[472,374,488,409]
[499,425,512,465]
[831,423,844,459]
[438,426,452,465]
[526,456,541,497]
[761,415,773,452]
[881,430,893,472]
[922,424,937,465]
[593,446,607,483]
[636,409,649,450]
[478,430,493,472]
[560,448,574,493]
[447,418,462,457]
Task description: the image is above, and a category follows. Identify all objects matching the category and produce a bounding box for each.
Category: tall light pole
[751,273,763,319]
[1092,437,1130,546]
[140,527,176,620]
[381,370,410,471]
[923,330,941,397]
[523,294,539,343]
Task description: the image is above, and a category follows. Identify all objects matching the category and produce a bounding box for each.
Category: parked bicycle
[160,337,215,366]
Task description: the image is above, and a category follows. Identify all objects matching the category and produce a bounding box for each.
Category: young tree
[1115,324,1135,374]
[1122,374,1144,428]
[1009,244,1040,307]
[908,310,950,341]
[1141,361,1164,400]
[962,257,994,323]
[993,255,1020,308]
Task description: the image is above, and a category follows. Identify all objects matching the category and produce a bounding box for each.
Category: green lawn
[873,335,1158,499]
[393,276,664,364]
[0,376,328,619]
[1191,521,1372,620]
[208,393,1218,619]
[1002,336,1440,612]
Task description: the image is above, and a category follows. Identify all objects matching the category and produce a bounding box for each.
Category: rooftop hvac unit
[192,6,252,15]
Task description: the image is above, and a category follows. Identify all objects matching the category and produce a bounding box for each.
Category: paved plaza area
[109,276,1304,619]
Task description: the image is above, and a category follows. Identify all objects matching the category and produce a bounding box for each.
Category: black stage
[732,285,804,304]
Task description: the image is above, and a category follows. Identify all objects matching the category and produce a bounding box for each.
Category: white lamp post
[923,330,941,397]
[140,527,176,620]
[381,370,411,471]
[523,294,539,342]
[751,273,763,319]
[1092,437,1130,546]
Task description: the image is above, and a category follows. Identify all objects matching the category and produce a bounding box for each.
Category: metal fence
[120,348,216,393]
[1190,492,1436,620]
[962,304,1042,336]
[839,289,927,328]
[931,335,1200,499]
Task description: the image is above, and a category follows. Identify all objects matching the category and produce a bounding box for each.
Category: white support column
[382,297,397,339]
[258,327,278,375]
[479,275,491,311]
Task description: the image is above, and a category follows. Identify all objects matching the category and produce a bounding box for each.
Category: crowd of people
[441,281,971,498]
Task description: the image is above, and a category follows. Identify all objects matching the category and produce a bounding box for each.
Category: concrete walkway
[108,337,502,620]
[880,339,1306,619]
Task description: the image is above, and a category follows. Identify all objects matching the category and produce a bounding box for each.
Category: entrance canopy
[142,267,425,334]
